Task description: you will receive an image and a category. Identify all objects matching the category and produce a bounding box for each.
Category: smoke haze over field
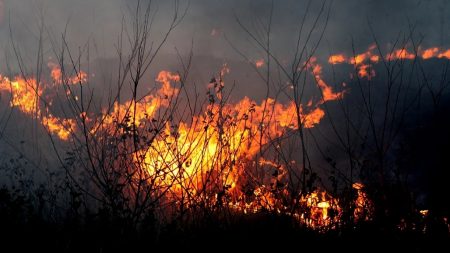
[0,0,449,64]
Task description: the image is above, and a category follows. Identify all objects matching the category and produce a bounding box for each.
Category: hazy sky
[0,0,448,65]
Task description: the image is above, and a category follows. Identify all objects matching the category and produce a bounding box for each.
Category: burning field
[0,0,449,251]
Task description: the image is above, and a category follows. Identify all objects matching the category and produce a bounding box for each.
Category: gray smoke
[0,0,448,63]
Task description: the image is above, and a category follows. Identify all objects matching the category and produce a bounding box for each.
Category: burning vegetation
[0,1,449,251]
[0,58,361,230]
[3,44,450,231]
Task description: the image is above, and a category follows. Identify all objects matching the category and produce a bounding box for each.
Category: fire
[156,70,180,97]
[0,63,87,140]
[42,116,76,140]
[438,49,450,59]
[5,44,450,228]
[310,57,344,101]
[421,47,440,59]
[108,64,348,229]
[48,62,87,85]
[386,48,415,61]
[383,46,450,61]
[329,45,379,79]
[353,182,373,222]
[0,53,385,230]
[138,89,327,198]
[0,76,41,116]
[357,64,375,79]
[95,71,180,131]
[255,59,265,68]
[0,55,369,229]
[328,45,450,80]
[48,62,62,84]
[328,54,346,64]
[298,190,341,228]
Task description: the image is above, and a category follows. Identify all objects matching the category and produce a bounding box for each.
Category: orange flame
[310,57,344,101]
[328,54,346,64]
[386,48,415,61]
[96,71,180,132]
[116,66,347,229]
[42,116,76,140]
[0,76,41,116]
[438,49,450,59]
[0,64,81,140]
[4,44,450,230]
[48,62,87,85]
[329,46,379,79]
[0,55,381,230]
[421,47,440,59]
[328,45,450,80]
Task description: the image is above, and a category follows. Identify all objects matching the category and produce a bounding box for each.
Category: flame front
[328,45,450,80]
[6,44,445,229]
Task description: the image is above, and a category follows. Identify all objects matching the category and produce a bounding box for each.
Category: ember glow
[255,59,265,68]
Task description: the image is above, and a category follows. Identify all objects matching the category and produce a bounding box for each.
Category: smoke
[0,0,446,95]
[0,0,447,62]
